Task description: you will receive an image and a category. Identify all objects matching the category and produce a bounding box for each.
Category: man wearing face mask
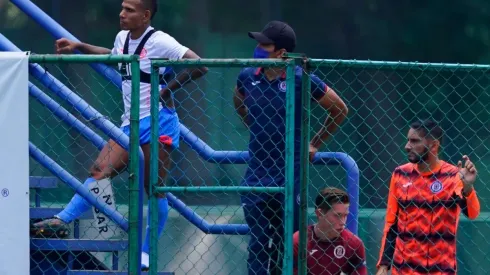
[376,119,481,275]
[233,21,349,275]
[293,187,367,275]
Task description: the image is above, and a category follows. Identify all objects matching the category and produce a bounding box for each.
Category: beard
[407,147,430,164]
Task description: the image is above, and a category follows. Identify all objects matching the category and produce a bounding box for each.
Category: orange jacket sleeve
[377,173,399,269]
[455,178,480,220]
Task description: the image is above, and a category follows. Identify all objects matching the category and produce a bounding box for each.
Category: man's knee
[89,163,113,179]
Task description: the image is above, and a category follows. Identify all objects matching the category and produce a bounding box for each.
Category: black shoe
[30,217,70,238]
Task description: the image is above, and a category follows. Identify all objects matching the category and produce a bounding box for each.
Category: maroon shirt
[293,225,367,275]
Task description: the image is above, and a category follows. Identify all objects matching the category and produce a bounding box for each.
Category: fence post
[282,59,297,274]
[128,55,142,275]
[299,58,312,275]
[148,63,160,275]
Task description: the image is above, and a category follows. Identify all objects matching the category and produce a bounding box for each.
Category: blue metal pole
[28,63,130,148]
[0,34,132,152]
[10,0,122,89]
[179,124,249,164]
[165,193,249,235]
[313,152,359,234]
[29,82,106,150]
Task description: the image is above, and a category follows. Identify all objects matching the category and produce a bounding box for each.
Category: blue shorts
[120,108,180,149]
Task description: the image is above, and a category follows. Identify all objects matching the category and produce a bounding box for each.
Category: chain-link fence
[308,59,490,275]
[148,58,300,275]
[21,53,490,275]
[133,57,357,275]
[143,57,487,275]
[27,54,143,274]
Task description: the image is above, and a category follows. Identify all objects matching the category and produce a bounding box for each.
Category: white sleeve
[153,32,189,60]
[111,31,126,55]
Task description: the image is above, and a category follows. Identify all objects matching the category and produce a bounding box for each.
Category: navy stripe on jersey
[397,231,456,243]
[393,261,456,274]
[398,198,459,211]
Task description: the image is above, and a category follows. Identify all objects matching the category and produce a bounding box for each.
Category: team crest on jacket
[278,81,286,92]
[430,180,443,193]
[334,245,345,259]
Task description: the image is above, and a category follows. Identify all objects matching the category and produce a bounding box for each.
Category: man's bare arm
[76,43,112,55]
[159,49,208,102]
[55,38,111,55]
[233,87,248,127]
[310,86,348,149]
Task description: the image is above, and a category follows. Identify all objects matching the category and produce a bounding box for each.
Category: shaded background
[1,0,490,274]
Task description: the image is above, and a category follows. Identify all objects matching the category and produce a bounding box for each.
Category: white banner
[0,52,30,275]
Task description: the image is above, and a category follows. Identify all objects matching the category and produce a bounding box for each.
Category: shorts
[120,108,180,149]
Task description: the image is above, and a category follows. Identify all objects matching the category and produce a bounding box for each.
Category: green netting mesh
[28,56,490,275]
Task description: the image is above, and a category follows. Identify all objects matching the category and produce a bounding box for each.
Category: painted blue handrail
[28,82,106,150]
[9,0,122,89]
[178,125,360,234]
[0,34,145,241]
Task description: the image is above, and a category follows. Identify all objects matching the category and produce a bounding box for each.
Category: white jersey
[111,26,189,127]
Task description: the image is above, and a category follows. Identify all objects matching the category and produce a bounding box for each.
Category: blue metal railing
[0,34,145,242]
[28,82,106,150]
[9,0,122,89]
[7,0,360,234]
[178,124,360,234]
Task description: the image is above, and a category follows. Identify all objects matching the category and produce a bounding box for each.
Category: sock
[57,177,97,223]
[141,198,169,267]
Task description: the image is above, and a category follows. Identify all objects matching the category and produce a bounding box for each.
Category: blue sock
[142,198,169,254]
[57,177,96,223]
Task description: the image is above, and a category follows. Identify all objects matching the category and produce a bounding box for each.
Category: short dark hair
[315,187,349,212]
[410,119,443,143]
[142,0,157,20]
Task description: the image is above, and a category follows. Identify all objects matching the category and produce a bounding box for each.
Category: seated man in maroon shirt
[293,187,367,275]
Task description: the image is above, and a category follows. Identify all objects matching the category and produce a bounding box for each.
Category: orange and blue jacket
[377,161,480,275]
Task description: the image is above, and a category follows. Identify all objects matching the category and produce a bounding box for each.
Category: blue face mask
[253,46,272,59]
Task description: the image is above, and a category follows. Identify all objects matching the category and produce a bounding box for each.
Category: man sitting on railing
[30,0,208,271]
[233,20,349,275]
